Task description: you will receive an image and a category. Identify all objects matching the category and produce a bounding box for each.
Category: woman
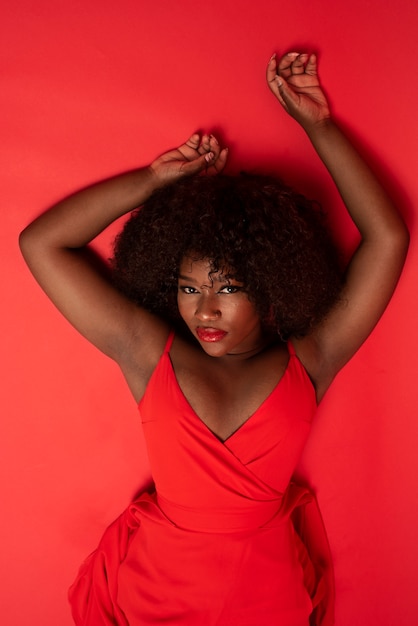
[19,52,408,625]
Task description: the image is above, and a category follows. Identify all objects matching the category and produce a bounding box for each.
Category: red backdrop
[2,1,418,624]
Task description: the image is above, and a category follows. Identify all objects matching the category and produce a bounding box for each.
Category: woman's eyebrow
[178,273,238,284]
[178,274,199,282]
[178,274,229,285]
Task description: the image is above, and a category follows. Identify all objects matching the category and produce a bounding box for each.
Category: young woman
[19,52,408,625]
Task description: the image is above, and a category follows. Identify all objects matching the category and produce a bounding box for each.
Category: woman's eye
[219,285,241,294]
[179,286,198,294]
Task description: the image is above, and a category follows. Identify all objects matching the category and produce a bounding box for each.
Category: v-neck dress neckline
[166,349,293,443]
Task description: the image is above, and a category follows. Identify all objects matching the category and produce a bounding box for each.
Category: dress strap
[164,329,175,353]
[287,339,296,357]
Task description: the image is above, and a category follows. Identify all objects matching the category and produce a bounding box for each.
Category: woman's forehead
[179,256,236,282]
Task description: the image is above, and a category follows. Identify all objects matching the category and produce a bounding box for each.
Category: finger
[277,52,300,79]
[184,133,200,150]
[305,53,317,76]
[266,52,278,84]
[197,134,211,155]
[180,151,215,176]
[290,53,308,75]
[274,75,299,110]
[178,133,202,160]
[266,56,288,107]
[266,54,284,100]
[209,147,228,175]
[208,134,221,159]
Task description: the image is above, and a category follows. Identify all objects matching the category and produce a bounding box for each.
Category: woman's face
[177,256,263,358]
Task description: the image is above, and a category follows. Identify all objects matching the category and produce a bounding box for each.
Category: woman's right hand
[149,133,228,187]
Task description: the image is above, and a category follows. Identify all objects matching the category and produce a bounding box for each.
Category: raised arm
[19,134,227,389]
[267,52,409,399]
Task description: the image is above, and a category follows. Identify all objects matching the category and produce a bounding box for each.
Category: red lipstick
[196,327,227,342]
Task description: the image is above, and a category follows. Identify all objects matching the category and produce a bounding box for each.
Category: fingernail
[205,152,214,162]
[210,134,219,144]
[287,52,299,56]
[269,53,276,61]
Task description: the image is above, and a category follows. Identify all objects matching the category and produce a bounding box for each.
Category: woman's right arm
[19,134,227,377]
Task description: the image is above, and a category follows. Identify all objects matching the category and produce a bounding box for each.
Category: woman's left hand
[266,52,331,130]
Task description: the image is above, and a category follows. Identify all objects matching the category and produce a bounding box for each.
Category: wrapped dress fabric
[69,332,334,625]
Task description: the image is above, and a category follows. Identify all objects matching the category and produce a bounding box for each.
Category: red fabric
[69,334,334,625]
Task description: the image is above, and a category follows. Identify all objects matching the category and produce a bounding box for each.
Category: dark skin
[20,52,409,442]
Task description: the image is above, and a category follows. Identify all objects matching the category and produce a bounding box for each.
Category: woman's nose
[195,295,221,321]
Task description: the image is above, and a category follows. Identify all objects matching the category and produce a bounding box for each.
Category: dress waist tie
[155,486,312,533]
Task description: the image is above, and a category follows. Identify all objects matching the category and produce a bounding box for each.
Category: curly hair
[111,173,343,339]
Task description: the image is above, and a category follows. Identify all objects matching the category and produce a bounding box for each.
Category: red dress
[69,332,334,625]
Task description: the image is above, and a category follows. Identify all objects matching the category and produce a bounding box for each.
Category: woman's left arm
[267,52,409,397]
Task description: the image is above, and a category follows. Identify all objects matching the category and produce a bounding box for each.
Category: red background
[2,1,418,624]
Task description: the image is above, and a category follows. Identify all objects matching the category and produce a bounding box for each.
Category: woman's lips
[196,327,227,342]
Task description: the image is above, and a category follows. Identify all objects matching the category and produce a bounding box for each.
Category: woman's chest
[169,349,290,442]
